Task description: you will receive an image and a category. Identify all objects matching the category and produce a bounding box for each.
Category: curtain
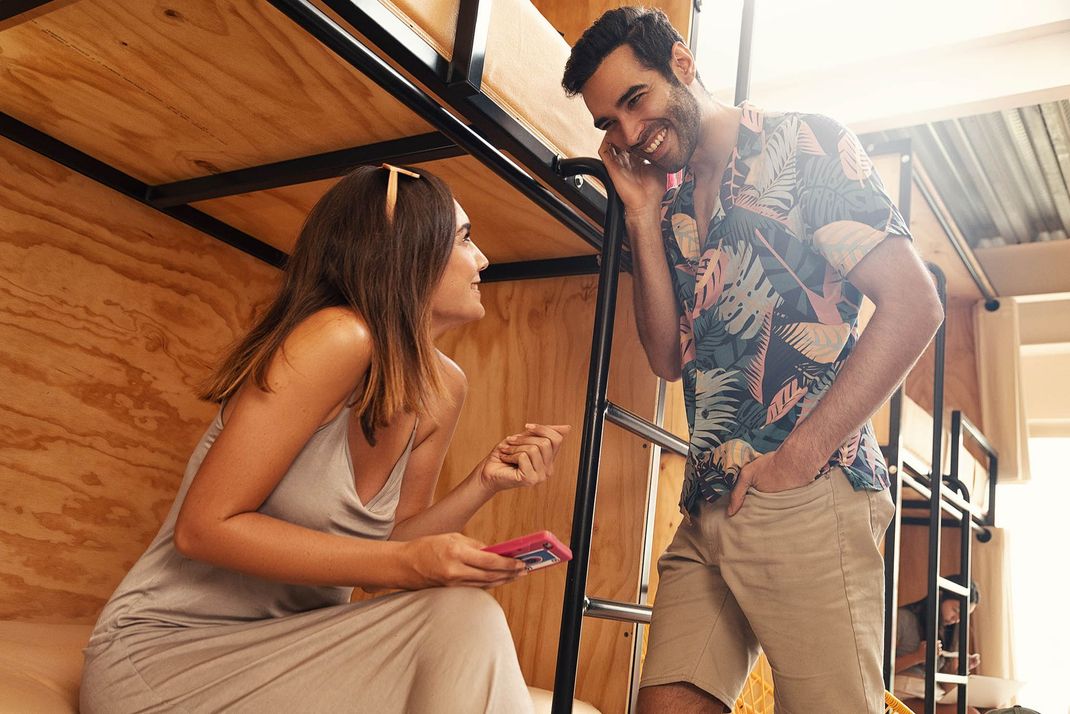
[974,301,1031,484]
[971,527,1016,680]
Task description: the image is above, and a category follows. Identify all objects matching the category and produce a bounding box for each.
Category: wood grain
[531,0,693,46]
[195,156,597,262]
[0,136,278,622]
[436,273,658,714]
[0,1,431,183]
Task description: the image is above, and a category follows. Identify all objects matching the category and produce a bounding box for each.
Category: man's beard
[657,82,701,173]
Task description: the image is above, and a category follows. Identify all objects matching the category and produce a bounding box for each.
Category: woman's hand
[598,136,668,217]
[479,423,572,493]
[400,532,525,589]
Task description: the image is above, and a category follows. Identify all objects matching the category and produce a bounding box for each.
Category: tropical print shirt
[660,104,910,515]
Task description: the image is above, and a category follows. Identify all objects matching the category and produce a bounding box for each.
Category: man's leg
[637,682,727,714]
[639,503,760,713]
[720,471,895,714]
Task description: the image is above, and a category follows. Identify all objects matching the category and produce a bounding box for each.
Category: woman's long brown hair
[200,165,456,444]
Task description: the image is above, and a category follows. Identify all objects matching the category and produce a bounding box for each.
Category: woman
[895,574,981,714]
[80,164,568,713]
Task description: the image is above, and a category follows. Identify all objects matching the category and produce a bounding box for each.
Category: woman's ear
[670,41,697,85]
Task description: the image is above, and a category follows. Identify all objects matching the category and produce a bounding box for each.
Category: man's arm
[728,227,942,511]
[598,138,682,380]
[625,208,682,380]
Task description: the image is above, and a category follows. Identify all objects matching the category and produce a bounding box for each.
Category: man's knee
[637,682,728,714]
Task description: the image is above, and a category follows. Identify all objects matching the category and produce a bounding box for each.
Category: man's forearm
[779,297,942,474]
[627,209,682,381]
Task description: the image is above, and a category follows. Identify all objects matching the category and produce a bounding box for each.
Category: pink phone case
[483,530,573,571]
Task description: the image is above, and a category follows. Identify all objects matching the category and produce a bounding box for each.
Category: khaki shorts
[640,469,895,713]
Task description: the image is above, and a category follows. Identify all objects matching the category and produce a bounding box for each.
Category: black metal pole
[448,0,491,94]
[551,157,624,714]
[265,0,604,251]
[883,389,905,690]
[924,264,948,714]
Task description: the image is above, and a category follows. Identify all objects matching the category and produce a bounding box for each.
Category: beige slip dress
[80,399,533,714]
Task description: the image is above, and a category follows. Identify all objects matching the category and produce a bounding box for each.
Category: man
[562,8,943,713]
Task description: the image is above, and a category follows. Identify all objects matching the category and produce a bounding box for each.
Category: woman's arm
[895,640,928,673]
[390,355,570,541]
[174,309,523,590]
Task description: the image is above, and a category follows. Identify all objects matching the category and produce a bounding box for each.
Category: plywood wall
[0,137,279,622]
[532,0,693,46]
[436,273,659,714]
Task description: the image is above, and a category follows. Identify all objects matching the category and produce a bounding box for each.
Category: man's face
[580,44,701,173]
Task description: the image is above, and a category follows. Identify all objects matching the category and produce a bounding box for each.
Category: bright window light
[998,437,1070,713]
[693,0,1070,129]
[695,0,1069,91]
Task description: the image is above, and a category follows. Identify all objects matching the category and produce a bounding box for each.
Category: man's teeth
[643,128,667,154]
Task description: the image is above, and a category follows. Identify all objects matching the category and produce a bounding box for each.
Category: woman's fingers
[505,434,554,467]
[500,445,544,484]
[462,545,526,574]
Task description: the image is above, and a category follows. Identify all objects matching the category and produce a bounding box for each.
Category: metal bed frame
[1,2,1005,712]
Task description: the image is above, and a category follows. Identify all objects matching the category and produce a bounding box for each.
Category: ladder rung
[934,673,969,685]
[937,576,970,598]
[900,473,985,529]
[605,402,688,457]
[584,597,652,624]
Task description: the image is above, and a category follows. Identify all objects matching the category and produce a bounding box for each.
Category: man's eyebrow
[593,83,647,130]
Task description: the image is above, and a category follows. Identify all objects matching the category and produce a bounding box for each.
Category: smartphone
[483,530,573,571]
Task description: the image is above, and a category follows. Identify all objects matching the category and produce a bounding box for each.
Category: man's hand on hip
[727,449,823,517]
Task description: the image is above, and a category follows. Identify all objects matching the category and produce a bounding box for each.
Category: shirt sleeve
[795,113,911,277]
[896,607,921,654]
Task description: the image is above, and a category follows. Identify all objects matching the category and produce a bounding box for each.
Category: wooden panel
[436,274,658,714]
[532,0,693,46]
[195,156,597,261]
[977,239,1070,297]
[905,297,983,434]
[0,137,279,622]
[196,178,338,255]
[0,1,432,183]
[897,524,964,607]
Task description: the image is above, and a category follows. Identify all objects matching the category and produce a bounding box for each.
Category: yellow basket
[734,655,915,714]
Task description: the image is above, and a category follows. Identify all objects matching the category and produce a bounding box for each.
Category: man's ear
[670,41,697,85]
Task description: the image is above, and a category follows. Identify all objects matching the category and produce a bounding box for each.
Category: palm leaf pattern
[715,239,779,339]
[691,368,741,452]
[661,104,904,513]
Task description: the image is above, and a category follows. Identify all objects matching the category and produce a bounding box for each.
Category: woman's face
[429,201,489,331]
[940,598,977,626]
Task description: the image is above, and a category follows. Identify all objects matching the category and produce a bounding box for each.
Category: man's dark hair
[562,7,688,97]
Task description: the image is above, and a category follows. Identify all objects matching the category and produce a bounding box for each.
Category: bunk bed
[0,1,686,712]
[0,2,1009,714]
[858,142,1003,713]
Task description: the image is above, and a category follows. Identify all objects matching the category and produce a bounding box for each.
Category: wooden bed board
[0,0,433,183]
[195,155,598,261]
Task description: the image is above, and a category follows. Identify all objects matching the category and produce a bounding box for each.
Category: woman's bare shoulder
[435,350,468,399]
[268,307,373,392]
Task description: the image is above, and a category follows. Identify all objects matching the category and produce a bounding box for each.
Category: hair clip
[381,163,421,223]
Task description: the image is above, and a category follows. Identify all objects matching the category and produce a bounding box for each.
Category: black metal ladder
[892,266,998,714]
[549,158,690,714]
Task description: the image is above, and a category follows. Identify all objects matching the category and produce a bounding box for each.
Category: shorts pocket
[745,473,831,511]
[868,487,896,543]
